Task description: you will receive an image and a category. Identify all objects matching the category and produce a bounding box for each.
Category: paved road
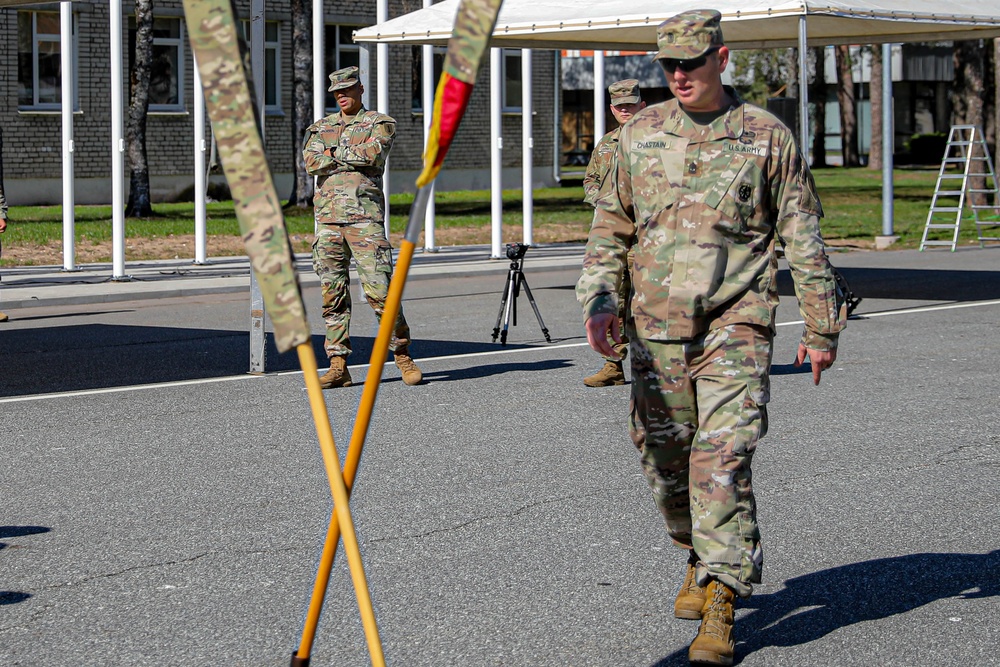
[1,247,998,666]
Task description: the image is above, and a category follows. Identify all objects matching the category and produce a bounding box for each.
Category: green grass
[3,167,998,265]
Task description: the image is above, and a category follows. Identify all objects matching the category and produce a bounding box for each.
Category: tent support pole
[422,1,437,251]
[797,17,809,157]
[881,43,895,238]
[110,0,126,280]
[61,1,76,272]
[593,50,605,152]
[491,48,503,258]
[522,48,533,246]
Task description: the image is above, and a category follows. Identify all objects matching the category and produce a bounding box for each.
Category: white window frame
[147,17,185,112]
[17,10,79,111]
[411,45,446,113]
[240,19,282,114]
[501,48,522,113]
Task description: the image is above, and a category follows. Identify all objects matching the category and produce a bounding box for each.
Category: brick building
[0,0,559,205]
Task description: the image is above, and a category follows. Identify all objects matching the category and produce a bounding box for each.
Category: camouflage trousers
[602,247,634,363]
[312,221,411,359]
[629,323,772,598]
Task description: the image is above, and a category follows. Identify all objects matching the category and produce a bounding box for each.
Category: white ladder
[920,125,1000,251]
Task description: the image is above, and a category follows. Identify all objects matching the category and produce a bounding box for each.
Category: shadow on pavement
[0,526,51,606]
[778,267,1000,303]
[0,324,553,397]
[650,550,1000,666]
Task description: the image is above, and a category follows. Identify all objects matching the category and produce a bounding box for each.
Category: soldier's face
[335,83,364,115]
[610,101,646,125]
[662,46,729,112]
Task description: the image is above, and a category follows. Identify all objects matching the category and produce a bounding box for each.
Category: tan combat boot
[0,311,8,323]
[319,357,352,389]
[674,552,707,620]
[583,359,625,387]
[394,353,423,386]
[688,579,737,666]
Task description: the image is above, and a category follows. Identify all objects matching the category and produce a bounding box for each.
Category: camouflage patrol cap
[328,66,360,92]
[609,79,641,105]
[652,9,724,61]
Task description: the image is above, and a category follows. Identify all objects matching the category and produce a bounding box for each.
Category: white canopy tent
[355,0,1000,249]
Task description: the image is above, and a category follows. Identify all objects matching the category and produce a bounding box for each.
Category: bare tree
[125,0,154,217]
[951,40,987,206]
[868,45,883,170]
[286,0,314,208]
[834,45,860,167]
[810,47,828,168]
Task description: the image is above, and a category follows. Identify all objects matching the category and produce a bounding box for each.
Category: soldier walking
[303,66,422,388]
[577,10,846,665]
[581,79,645,387]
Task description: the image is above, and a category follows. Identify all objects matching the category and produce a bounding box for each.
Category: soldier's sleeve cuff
[582,294,617,323]
[801,329,839,352]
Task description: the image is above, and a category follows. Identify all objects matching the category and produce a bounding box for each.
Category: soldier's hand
[0,218,7,234]
[585,313,622,359]
[794,344,837,386]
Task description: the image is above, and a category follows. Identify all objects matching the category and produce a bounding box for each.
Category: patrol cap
[609,79,641,105]
[328,66,360,92]
[652,9,724,62]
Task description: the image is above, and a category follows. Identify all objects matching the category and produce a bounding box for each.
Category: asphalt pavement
[1,244,998,667]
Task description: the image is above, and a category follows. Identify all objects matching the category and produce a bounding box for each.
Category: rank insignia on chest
[739,131,756,146]
[737,182,752,203]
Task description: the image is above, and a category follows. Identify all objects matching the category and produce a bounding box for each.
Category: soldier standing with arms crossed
[581,79,646,387]
[303,66,422,388]
[577,10,846,665]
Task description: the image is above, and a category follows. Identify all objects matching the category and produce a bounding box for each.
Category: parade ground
[1,244,998,666]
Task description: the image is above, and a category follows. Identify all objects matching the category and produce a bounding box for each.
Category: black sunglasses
[661,48,719,74]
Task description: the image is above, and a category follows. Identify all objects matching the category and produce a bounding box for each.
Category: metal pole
[109,0,127,279]
[797,17,809,156]
[881,42,895,237]
[60,2,76,272]
[490,48,503,258]
[193,56,207,264]
[552,50,561,184]
[521,48,533,245]
[593,50,605,150]
[422,1,436,251]
[312,0,324,238]
[249,0,266,374]
[377,0,390,222]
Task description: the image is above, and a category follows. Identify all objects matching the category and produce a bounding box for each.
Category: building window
[411,46,446,112]
[17,10,78,110]
[128,17,185,111]
[502,49,522,112]
[241,20,281,112]
[324,25,360,111]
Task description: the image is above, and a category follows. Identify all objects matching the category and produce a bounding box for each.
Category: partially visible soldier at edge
[576,10,846,666]
[303,66,423,388]
[580,79,646,387]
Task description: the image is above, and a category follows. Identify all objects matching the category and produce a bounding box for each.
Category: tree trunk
[868,45,883,170]
[287,0,314,208]
[835,45,860,167]
[810,47,828,168]
[126,0,154,217]
[952,40,987,206]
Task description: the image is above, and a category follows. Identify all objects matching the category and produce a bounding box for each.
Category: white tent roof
[353,0,1000,50]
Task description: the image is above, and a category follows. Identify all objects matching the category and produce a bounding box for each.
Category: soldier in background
[303,66,422,388]
[581,79,646,387]
[577,10,846,665]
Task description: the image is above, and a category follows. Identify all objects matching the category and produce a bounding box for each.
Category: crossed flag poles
[182,0,503,663]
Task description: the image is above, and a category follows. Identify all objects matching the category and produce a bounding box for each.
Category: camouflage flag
[416,0,503,188]
[182,0,310,353]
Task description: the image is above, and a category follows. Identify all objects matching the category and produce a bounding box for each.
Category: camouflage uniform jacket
[583,126,621,206]
[577,91,845,351]
[303,108,395,224]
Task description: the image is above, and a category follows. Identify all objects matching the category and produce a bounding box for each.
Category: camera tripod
[491,248,552,346]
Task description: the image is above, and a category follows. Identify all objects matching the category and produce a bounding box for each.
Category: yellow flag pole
[294,343,388,667]
[293,187,429,665]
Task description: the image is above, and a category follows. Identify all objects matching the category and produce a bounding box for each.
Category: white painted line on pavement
[4,299,998,405]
